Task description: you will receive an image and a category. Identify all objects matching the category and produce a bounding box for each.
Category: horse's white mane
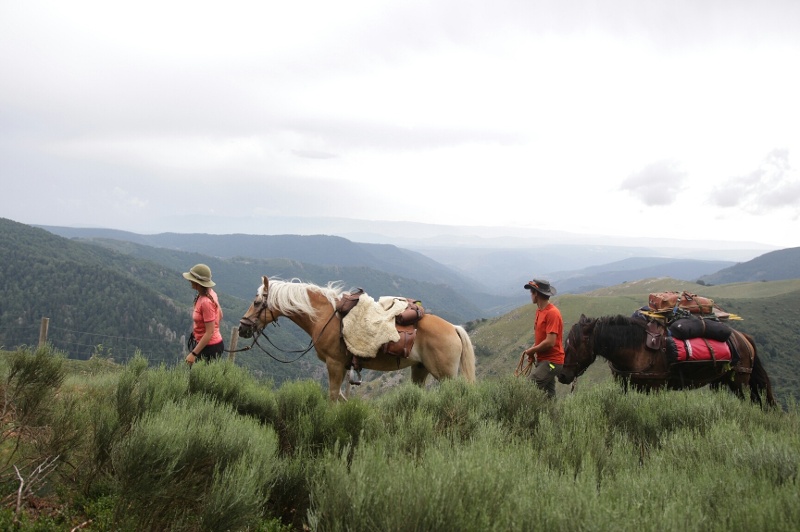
[258,278,345,319]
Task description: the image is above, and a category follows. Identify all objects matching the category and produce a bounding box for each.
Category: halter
[238,295,276,333]
[561,330,596,378]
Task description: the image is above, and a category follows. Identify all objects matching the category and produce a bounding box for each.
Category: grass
[1,345,798,531]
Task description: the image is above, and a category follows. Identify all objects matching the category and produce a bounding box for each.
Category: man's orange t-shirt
[534,302,564,364]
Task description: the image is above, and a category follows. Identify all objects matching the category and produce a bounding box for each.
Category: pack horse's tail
[455,325,476,383]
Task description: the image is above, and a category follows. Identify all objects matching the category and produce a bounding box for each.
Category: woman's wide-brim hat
[524,279,557,297]
[183,263,216,287]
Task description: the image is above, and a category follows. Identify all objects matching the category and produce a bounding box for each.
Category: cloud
[292,150,338,160]
[710,149,800,215]
[620,160,687,206]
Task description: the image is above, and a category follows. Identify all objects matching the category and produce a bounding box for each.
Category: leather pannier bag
[648,291,714,314]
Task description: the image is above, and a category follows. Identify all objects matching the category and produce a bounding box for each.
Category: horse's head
[558,314,597,384]
[238,276,275,338]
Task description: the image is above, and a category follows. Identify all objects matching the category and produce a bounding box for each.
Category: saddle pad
[666,337,732,363]
[341,295,408,358]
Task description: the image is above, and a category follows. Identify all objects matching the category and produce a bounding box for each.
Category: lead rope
[514,351,533,378]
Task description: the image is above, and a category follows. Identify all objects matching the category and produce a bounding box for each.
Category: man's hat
[524,279,557,297]
[182,263,216,287]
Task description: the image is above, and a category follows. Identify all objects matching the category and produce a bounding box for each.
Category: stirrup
[349,368,362,385]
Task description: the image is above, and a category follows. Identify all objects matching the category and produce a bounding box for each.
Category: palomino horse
[557,314,776,407]
[238,276,476,401]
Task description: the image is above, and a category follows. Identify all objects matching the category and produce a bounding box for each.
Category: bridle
[237,295,276,336]
[561,328,596,379]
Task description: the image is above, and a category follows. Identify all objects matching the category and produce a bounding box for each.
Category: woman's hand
[186,352,197,366]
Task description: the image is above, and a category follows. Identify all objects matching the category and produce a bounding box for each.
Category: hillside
[548,257,735,293]
[1,218,491,388]
[0,218,195,362]
[408,243,764,296]
[60,237,486,325]
[39,226,484,290]
[699,247,800,284]
[468,277,800,406]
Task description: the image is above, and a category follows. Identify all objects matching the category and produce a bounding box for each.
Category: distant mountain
[38,227,485,291]
[699,247,800,285]
[548,257,736,294]
[412,245,740,296]
[38,226,518,316]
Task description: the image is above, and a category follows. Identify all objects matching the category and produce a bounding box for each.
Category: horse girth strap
[609,366,670,380]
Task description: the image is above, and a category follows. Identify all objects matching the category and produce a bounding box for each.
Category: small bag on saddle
[644,320,666,351]
[382,325,417,358]
[336,288,365,315]
[382,299,424,358]
[395,299,425,326]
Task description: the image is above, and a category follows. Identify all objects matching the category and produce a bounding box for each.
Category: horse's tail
[745,333,777,408]
[454,325,476,383]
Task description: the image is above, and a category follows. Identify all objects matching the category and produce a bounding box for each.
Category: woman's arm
[186,320,215,365]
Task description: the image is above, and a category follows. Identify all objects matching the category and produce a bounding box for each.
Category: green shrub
[189,360,279,423]
[476,375,554,438]
[115,354,189,427]
[111,397,278,531]
[418,378,482,441]
[2,345,65,430]
[272,380,330,455]
[267,454,319,529]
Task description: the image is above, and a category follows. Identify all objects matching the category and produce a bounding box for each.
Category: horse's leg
[411,363,430,386]
[727,372,750,401]
[326,359,347,402]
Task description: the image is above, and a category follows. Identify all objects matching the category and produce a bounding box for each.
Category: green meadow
[2,347,798,531]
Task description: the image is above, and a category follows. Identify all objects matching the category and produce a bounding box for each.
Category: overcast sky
[2,1,799,248]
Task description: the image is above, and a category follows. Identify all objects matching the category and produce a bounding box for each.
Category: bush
[111,397,278,531]
[189,360,279,423]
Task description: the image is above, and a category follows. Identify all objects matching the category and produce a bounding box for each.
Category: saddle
[336,289,425,359]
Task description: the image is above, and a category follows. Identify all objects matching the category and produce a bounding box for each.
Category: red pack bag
[667,337,731,362]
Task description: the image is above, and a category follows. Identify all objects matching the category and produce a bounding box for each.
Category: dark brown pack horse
[238,276,476,401]
[558,314,776,407]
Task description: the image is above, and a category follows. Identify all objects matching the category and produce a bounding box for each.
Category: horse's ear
[262,276,269,290]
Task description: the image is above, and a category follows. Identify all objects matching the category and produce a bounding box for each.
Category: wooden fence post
[228,326,239,361]
[38,317,49,348]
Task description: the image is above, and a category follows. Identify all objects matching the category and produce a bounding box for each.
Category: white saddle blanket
[342,295,409,358]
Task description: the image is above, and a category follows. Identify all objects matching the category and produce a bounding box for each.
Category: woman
[183,263,224,365]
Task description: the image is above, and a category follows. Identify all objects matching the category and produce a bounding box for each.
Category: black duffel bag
[669,317,732,342]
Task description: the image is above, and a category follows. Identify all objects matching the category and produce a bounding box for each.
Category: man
[522,279,564,398]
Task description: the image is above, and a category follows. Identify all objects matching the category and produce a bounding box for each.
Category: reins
[239,303,341,364]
